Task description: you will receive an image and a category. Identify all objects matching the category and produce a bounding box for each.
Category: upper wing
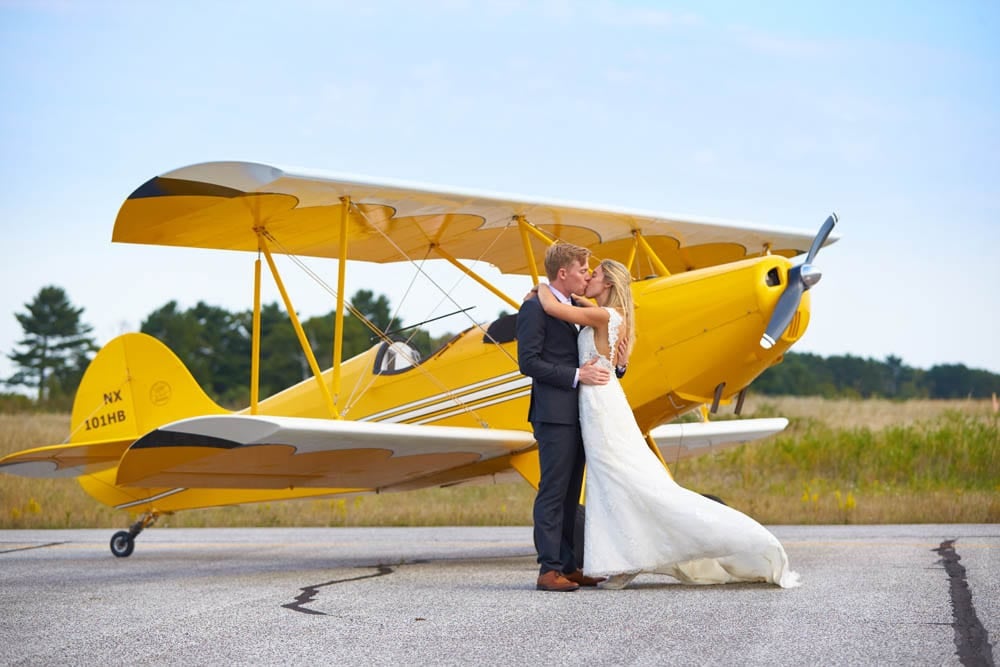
[113,161,838,275]
[114,414,536,490]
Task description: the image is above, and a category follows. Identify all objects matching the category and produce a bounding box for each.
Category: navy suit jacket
[516,295,580,426]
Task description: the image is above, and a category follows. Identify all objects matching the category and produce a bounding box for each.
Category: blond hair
[598,259,636,358]
[543,242,590,281]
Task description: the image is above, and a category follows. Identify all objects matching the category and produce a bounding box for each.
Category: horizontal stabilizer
[650,417,788,461]
[0,438,134,478]
[116,414,537,490]
[0,332,230,482]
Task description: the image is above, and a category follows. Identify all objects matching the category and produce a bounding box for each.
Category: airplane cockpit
[373,339,423,375]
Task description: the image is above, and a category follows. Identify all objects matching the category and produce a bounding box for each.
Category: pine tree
[6,286,98,402]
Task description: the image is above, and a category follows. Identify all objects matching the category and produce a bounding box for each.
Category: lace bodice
[578,307,622,370]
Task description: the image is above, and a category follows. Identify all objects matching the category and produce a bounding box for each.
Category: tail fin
[70,333,228,444]
[0,333,228,479]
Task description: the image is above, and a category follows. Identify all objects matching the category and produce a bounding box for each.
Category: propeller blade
[759,213,838,349]
[760,275,803,349]
[805,212,838,265]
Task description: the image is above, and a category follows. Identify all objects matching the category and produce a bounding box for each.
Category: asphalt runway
[1,524,996,666]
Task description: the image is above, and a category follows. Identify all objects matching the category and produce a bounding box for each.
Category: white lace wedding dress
[579,308,800,588]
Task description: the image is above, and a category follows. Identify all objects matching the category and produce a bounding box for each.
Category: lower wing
[650,417,788,461]
[114,415,537,490]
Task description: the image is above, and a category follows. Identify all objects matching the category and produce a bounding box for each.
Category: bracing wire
[344,202,520,365]
[258,228,503,426]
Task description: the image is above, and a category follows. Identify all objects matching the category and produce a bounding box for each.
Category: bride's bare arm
[536,283,608,328]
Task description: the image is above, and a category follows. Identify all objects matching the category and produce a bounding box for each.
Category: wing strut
[516,216,541,285]
[518,216,557,249]
[635,232,672,277]
[515,215,672,282]
[332,198,350,404]
[624,232,640,276]
[258,231,340,419]
[644,432,672,476]
[250,250,262,414]
[431,244,520,310]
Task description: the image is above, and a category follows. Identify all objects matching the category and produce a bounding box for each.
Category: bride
[535,259,801,589]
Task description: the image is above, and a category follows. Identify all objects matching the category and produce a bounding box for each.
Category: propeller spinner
[759,213,838,349]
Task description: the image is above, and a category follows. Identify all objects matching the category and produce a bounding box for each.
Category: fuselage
[255,254,807,433]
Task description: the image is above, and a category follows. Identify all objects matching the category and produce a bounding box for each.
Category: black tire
[573,504,586,569]
[110,530,135,558]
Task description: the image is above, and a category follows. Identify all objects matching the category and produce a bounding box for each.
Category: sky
[1,0,998,388]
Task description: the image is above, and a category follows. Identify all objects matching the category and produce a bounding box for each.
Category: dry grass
[0,413,122,528]
[672,396,999,523]
[739,395,994,430]
[1,398,997,528]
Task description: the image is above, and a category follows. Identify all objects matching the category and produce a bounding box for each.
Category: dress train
[579,308,800,589]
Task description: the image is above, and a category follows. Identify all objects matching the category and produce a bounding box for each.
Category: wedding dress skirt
[579,309,800,588]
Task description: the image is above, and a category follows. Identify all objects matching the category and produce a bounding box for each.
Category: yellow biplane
[0,161,838,557]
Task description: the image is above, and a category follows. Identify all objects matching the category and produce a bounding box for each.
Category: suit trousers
[532,420,586,575]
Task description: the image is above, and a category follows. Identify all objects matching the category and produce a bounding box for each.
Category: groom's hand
[578,357,611,385]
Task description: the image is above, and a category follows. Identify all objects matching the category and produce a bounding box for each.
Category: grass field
[1,397,997,529]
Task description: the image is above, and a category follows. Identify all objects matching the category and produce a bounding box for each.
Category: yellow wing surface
[116,415,535,490]
[112,161,837,273]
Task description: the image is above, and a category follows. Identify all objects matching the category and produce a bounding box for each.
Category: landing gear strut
[110,512,159,558]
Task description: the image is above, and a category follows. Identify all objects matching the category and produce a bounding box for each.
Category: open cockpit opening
[373,339,423,375]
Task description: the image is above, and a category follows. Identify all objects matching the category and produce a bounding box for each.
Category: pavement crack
[933,539,995,666]
[282,564,394,615]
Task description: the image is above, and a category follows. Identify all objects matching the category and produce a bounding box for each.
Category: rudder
[70,333,228,444]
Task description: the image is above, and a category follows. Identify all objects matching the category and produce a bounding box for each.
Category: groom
[517,242,610,592]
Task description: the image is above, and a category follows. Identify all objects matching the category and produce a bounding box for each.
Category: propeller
[759,213,838,349]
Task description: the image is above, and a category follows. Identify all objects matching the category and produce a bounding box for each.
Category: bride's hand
[524,283,546,301]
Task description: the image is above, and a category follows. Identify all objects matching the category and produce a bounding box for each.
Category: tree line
[140,290,455,406]
[3,286,453,410]
[752,351,999,399]
[4,285,998,410]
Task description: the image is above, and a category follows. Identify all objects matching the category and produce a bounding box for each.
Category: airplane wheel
[110,530,135,558]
